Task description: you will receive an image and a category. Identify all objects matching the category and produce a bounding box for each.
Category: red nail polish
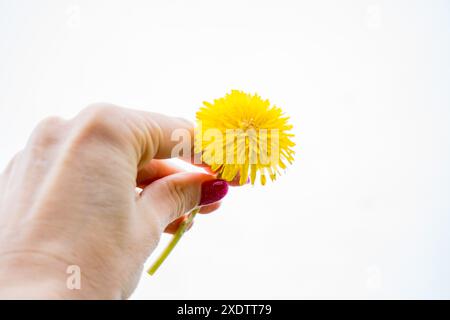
[200,179,228,206]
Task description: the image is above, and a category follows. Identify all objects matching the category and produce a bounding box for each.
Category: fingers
[163,215,195,234]
[137,172,228,231]
[136,159,183,188]
[180,153,214,172]
[136,159,243,189]
[163,202,221,234]
[75,104,194,168]
[74,104,251,187]
[136,111,194,160]
[137,160,225,234]
[179,156,249,187]
[164,215,190,234]
[199,201,222,214]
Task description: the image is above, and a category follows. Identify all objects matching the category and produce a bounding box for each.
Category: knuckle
[82,103,120,119]
[31,116,65,146]
[75,103,125,143]
[80,104,120,128]
[35,116,65,133]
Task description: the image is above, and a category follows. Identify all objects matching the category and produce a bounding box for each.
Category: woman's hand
[0,103,229,299]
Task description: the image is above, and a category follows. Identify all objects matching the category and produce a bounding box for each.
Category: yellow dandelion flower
[148,90,295,275]
[195,90,295,185]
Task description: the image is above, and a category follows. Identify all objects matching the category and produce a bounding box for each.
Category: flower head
[195,90,295,185]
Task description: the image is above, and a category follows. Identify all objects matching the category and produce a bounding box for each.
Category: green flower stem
[147,207,200,275]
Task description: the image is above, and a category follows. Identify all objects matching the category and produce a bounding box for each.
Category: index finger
[135,110,194,161]
[76,104,194,167]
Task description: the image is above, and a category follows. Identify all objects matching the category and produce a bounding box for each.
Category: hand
[0,103,229,299]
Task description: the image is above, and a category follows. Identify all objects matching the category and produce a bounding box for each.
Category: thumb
[137,172,229,230]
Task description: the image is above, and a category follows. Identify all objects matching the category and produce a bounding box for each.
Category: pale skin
[0,103,233,299]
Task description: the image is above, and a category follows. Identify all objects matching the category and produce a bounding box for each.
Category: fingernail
[200,179,229,206]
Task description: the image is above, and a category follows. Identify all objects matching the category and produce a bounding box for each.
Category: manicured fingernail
[200,179,228,206]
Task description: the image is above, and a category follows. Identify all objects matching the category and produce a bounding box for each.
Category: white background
[1,0,449,299]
